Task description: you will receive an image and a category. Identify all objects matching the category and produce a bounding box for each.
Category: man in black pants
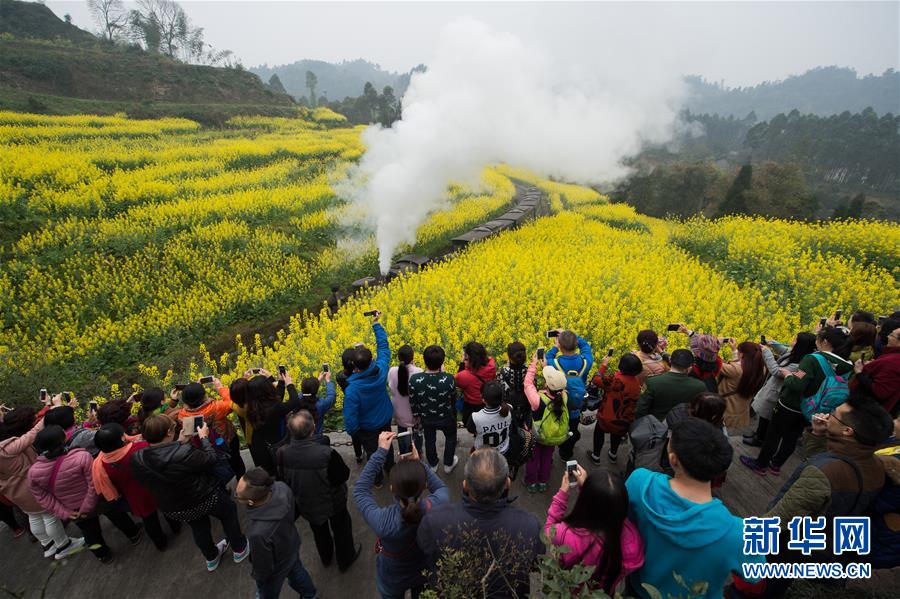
[278,411,361,572]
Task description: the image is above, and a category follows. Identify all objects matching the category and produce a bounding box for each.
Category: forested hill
[252,59,419,103]
[684,67,900,120]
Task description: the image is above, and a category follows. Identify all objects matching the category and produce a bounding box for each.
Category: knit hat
[542,366,568,391]
[690,334,721,363]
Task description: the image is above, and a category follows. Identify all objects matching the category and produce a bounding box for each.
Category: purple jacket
[28,448,98,519]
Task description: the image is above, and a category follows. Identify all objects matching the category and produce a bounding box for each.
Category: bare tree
[87,0,128,41]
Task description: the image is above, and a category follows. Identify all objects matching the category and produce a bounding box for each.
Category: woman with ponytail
[717,340,768,429]
[742,325,854,476]
[632,330,669,384]
[388,345,423,455]
[545,468,644,594]
[524,352,571,492]
[353,431,448,599]
[466,380,513,454]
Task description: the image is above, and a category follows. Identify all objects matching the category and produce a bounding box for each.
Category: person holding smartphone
[132,415,250,572]
[388,345,424,456]
[343,310,395,487]
[177,377,246,480]
[545,329,594,461]
[455,341,498,430]
[633,330,670,384]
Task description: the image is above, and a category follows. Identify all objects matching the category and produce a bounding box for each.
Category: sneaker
[54,537,85,560]
[739,455,767,476]
[233,542,250,563]
[607,450,618,462]
[206,539,229,572]
[443,455,459,474]
[587,451,602,466]
[526,483,541,493]
[129,524,144,546]
[742,435,763,447]
[538,483,548,492]
[768,464,781,476]
[12,527,25,539]
[42,542,57,558]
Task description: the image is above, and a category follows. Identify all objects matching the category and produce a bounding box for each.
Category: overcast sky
[46,1,899,87]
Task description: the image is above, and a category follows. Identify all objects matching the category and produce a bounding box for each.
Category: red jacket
[852,346,900,414]
[592,364,642,436]
[455,358,497,405]
[28,448,98,519]
[102,441,157,517]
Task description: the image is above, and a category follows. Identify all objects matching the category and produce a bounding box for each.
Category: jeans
[558,417,580,460]
[378,582,423,599]
[396,426,423,456]
[423,420,458,468]
[593,428,623,456]
[355,422,395,485]
[142,510,181,550]
[525,444,554,484]
[755,406,806,468]
[308,507,356,568]
[186,491,247,561]
[27,512,68,547]
[255,555,317,599]
[75,508,140,560]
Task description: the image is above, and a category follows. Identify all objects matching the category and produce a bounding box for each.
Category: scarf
[91,442,134,501]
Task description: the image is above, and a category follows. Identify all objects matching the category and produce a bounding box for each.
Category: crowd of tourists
[1,309,898,598]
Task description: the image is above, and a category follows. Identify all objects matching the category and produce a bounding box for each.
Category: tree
[378,85,398,126]
[716,164,753,217]
[88,0,128,42]
[267,74,286,94]
[128,0,206,62]
[305,70,318,107]
[64,13,72,24]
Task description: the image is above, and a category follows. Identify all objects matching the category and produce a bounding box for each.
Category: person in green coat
[634,350,707,422]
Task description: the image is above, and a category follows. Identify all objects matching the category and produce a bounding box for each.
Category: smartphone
[89,400,98,412]
[722,338,731,344]
[666,323,680,332]
[174,384,187,392]
[833,309,843,321]
[812,413,829,425]
[606,348,614,358]
[61,392,71,402]
[395,430,413,458]
[322,363,330,373]
[547,330,559,338]
[193,416,204,431]
[566,460,579,487]
[537,347,545,361]
[878,315,887,326]
[199,376,214,384]
[39,388,48,403]
[819,317,827,327]
[278,365,287,376]
[363,309,379,317]
[250,368,262,374]
[760,334,767,345]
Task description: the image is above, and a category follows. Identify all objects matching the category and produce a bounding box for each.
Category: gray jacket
[751,344,798,420]
[278,437,349,525]
[245,482,301,583]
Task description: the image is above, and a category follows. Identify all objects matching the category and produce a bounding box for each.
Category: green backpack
[533,390,570,446]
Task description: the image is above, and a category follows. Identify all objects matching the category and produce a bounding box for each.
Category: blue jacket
[313,381,337,435]
[353,448,448,594]
[343,323,392,436]
[625,468,763,599]
[546,336,593,415]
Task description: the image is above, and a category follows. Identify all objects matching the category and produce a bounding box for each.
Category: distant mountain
[0,0,95,43]
[684,67,900,120]
[251,59,417,102]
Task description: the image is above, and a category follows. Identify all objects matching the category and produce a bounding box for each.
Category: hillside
[252,58,417,102]
[0,0,295,122]
[684,67,900,120]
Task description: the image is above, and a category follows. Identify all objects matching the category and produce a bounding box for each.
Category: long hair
[299,377,321,424]
[481,380,509,418]
[636,330,659,354]
[506,341,527,367]
[246,375,278,427]
[817,326,853,359]
[464,341,488,371]
[787,332,817,365]
[735,342,766,398]
[0,407,37,441]
[397,345,414,397]
[546,388,565,418]
[562,471,629,593]
[34,425,68,460]
[390,460,428,525]
[229,378,250,408]
[850,322,877,351]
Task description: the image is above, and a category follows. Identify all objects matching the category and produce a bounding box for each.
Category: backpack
[533,391,570,446]
[800,353,849,421]
[552,356,588,412]
[627,415,668,475]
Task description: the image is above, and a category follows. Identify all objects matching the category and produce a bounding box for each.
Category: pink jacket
[545,489,644,591]
[28,448,98,519]
[0,418,45,513]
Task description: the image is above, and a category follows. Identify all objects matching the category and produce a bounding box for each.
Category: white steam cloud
[341,19,687,273]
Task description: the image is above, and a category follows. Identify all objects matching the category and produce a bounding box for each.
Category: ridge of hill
[0,0,296,124]
[252,58,418,102]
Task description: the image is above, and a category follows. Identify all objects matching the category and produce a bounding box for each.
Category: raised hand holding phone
[196,420,209,440]
[811,412,829,435]
[378,431,396,450]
